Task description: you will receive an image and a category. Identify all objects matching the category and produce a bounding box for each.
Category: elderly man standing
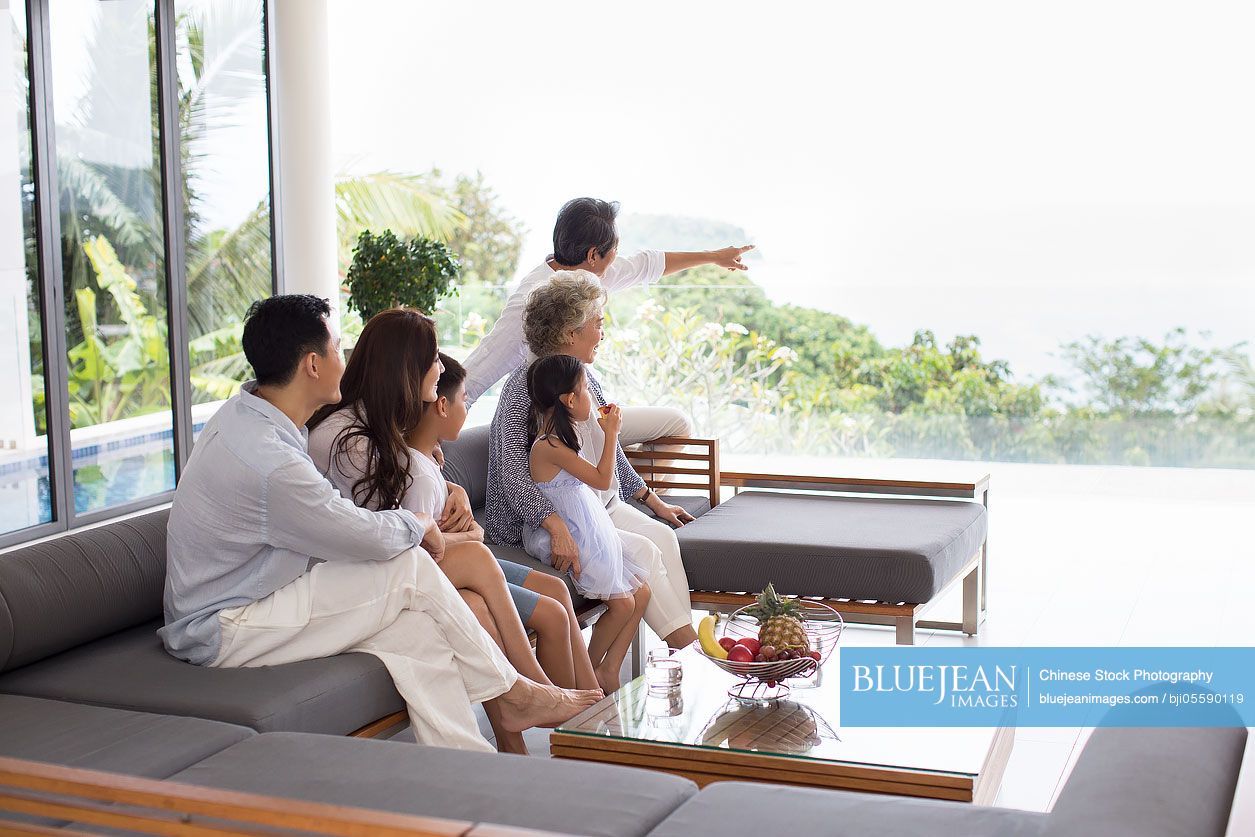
[463,196,753,446]
[160,294,599,753]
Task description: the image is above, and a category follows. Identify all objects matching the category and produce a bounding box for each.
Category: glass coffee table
[550,647,1013,803]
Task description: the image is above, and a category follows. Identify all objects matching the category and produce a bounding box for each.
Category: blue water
[2,445,176,538]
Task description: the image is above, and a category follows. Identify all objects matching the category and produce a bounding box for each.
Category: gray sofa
[0,426,1247,836]
[0,426,701,741]
[5,723,1243,836]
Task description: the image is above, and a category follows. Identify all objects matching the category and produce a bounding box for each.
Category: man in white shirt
[161,294,600,752]
[463,197,753,446]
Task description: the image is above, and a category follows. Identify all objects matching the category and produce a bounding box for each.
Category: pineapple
[745,584,810,653]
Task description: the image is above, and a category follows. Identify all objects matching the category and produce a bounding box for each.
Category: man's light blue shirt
[159,383,428,665]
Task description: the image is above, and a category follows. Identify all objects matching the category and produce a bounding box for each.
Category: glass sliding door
[0,0,52,537]
[49,0,175,515]
[177,0,273,435]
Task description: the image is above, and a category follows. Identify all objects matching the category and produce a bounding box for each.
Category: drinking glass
[645,647,683,694]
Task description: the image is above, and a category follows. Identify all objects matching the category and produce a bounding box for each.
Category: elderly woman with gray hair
[485,271,698,650]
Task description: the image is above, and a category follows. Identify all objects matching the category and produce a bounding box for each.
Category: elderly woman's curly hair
[523,270,607,357]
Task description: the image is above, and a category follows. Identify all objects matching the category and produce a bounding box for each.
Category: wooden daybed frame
[626,436,990,647]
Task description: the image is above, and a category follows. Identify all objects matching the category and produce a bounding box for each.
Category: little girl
[525,354,650,694]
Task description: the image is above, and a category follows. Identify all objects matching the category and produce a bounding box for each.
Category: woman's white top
[308,406,445,520]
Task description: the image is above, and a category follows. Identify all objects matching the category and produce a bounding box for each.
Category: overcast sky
[327,0,1255,379]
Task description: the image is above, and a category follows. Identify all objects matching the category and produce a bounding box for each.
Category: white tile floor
[397,456,1255,835]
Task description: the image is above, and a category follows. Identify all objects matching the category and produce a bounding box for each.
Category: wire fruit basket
[699,600,843,702]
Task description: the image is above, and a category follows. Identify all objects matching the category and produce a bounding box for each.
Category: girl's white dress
[523,438,649,600]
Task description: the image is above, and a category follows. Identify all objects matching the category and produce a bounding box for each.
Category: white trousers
[211,548,516,753]
[618,406,693,447]
[607,501,693,639]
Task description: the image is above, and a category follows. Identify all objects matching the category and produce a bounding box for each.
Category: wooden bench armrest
[721,470,990,500]
[628,436,721,507]
[631,436,990,503]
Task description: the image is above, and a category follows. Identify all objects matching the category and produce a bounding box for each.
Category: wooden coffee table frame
[551,720,1014,804]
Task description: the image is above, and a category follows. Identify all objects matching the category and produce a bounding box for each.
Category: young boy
[409,355,600,692]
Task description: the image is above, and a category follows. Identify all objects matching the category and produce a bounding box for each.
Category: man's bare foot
[497,729,528,755]
[495,677,602,733]
[594,663,620,695]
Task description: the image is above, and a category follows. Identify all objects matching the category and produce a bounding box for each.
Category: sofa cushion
[0,694,252,778]
[0,620,403,735]
[676,491,987,603]
[442,424,491,509]
[1046,726,1248,837]
[168,732,698,837]
[649,781,1044,837]
[0,509,168,672]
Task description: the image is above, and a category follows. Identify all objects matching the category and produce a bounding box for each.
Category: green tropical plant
[345,229,461,320]
[335,169,463,269]
[66,237,172,427]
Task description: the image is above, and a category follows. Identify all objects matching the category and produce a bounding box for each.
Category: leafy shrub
[345,229,460,320]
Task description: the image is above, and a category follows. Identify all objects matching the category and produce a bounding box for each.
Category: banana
[697,614,728,659]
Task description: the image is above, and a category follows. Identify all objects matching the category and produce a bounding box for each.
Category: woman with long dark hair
[308,309,596,753]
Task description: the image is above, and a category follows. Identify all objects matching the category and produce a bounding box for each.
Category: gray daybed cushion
[0,620,402,735]
[675,491,987,603]
[0,694,252,778]
[1044,726,1248,837]
[649,781,1045,837]
[169,732,698,837]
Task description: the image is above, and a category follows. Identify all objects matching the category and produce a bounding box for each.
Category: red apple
[727,645,754,663]
[718,637,738,652]
[735,637,761,655]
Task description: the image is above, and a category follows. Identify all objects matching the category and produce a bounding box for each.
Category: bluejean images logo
[838,647,1254,728]
[851,663,1018,709]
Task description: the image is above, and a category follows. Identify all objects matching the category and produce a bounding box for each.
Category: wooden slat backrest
[626,437,720,508]
[0,755,571,837]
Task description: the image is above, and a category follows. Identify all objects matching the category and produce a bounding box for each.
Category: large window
[51,0,176,516]
[0,0,275,548]
[177,0,273,431]
[329,0,1255,469]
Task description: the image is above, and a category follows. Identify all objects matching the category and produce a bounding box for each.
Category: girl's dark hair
[526,354,585,454]
[552,197,619,266]
[436,352,466,399]
[308,308,438,510]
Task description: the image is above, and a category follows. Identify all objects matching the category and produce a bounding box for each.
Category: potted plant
[345,229,461,321]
